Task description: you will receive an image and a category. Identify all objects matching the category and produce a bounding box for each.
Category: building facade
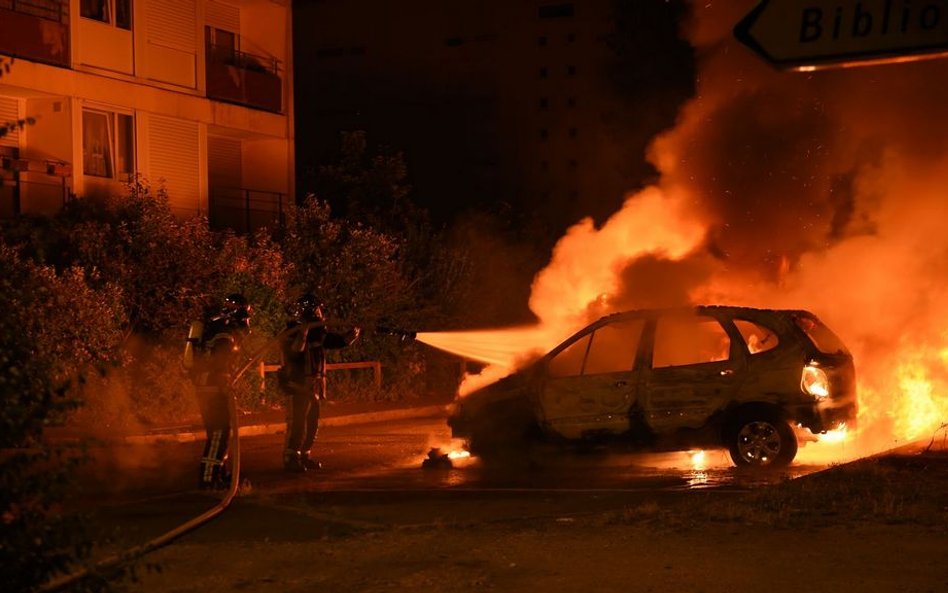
[0,0,294,233]
[294,0,691,235]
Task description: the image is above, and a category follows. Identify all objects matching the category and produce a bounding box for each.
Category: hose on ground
[37,332,287,593]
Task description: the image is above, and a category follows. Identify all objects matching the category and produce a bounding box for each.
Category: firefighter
[278,293,360,472]
[184,293,251,489]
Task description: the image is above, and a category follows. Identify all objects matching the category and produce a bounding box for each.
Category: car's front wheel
[727,411,798,467]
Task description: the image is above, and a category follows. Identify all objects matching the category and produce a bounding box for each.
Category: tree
[308,130,422,237]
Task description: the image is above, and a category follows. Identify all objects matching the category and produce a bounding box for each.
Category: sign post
[734,0,948,70]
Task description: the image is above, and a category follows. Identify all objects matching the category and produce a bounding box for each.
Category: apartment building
[0,0,294,233]
[294,0,690,234]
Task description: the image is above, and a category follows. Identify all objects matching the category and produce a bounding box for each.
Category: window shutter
[149,0,197,49]
[206,1,240,33]
[0,97,19,148]
[146,0,198,87]
[149,115,201,216]
[207,135,242,189]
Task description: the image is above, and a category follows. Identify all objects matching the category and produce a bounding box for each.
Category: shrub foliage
[0,136,525,588]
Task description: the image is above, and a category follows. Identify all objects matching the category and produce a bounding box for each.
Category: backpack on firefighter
[183,293,250,374]
[183,294,250,489]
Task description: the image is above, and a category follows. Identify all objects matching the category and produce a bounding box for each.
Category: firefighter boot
[300,450,322,471]
[199,460,231,490]
[283,450,307,473]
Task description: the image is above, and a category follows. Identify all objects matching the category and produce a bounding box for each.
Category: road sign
[734,0,948,70]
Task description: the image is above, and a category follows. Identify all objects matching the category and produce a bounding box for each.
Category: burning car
[448,306,856,467]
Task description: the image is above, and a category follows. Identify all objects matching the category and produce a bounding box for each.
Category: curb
[123,404,451,445]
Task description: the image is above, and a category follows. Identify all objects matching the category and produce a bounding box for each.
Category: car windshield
[793,314,850,356]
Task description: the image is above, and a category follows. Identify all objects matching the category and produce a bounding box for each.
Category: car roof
[592,305,812,324]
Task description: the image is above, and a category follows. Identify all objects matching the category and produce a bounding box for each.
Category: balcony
[1,149,72,217]
[209,187,285,234]
[205,43,283,113]
[0,0,70,68]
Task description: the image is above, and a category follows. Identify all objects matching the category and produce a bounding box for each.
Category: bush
[0,245,125,592]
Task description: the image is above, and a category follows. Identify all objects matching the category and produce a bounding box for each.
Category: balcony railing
[6,177,71,215]
[209,187,285,234]
[0,0,70,67]
[205,43,283,113]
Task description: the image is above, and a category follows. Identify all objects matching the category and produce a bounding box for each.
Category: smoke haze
[443,0,948,457]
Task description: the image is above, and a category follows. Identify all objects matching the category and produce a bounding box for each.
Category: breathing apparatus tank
[184,319,204,370]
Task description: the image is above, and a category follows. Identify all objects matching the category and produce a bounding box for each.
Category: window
[567,97,577,108]
[793,314,850,356]
[584,320,645,375]
[567,32,576,43]
[539,97,549,110]
[540,160,549,172]
[538,36,548,46]
[81,0,131,29]
[539,67,549,79]
[539,3,574,19]
[567,65,577,76]
[653,315,731,368]
[207,27,238,64]
[316,47,348,59]
[568,159,577,169]
[734,320,779,355]
[568,127,578,139]
[548,334,590,378]
[539,128,549,142]
[82,109,134,180]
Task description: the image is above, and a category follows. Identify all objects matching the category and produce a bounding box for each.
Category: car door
[642,313,744,435]
[537,318,646,440]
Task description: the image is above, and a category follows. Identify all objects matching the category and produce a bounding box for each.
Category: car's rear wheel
[727,411,798,467]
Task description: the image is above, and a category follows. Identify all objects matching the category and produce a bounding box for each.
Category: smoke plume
[525,0,948,458]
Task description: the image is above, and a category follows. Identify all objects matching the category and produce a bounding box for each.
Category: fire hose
[37,332,286,593]
[38,322,412,592]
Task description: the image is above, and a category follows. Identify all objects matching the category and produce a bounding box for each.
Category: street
[79,413,822,517]
[78,412,819,547]
[71,413,948,593]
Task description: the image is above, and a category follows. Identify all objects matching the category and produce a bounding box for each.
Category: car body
[448,306,857,467]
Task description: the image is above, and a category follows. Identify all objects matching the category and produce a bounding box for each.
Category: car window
[733,319,779,354]
[652,315,731,368]
[793,314,850,356]
[548,334,591,378]
[584,319,645,375]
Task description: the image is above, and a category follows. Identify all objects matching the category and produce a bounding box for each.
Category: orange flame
[419,6,948,466]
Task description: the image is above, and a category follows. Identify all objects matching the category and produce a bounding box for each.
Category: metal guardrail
[209,187,285,234]
[260,361,383,390]
[206,43,280,76]
[0,0,67,23]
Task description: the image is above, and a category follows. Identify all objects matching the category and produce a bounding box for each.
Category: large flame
[417,1,948,459]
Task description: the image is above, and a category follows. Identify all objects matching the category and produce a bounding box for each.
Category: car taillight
[801,363,830,399]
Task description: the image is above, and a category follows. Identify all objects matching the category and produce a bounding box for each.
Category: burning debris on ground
[421,448,455,470]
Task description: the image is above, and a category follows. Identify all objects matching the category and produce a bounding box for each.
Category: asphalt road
[77,414,829,546]
[65,415,948,593]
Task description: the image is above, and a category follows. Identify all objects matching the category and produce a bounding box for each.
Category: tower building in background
[294,0,691,235]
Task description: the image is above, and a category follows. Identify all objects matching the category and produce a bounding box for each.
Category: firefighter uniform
[185,294,250,489]
[279,294,359,472]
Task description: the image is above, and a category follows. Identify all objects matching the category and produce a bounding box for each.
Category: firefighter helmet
[221,293,251,327]
[294,293,325,322]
